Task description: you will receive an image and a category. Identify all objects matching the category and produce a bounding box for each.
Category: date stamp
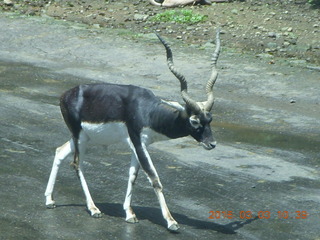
[208,210,309,220]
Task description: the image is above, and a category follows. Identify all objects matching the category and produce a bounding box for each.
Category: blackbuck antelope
[45,30,221,232]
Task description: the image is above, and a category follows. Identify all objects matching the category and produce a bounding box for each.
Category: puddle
[0,60,99,105]
[214,122,319,165]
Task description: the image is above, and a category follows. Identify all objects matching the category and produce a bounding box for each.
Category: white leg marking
[77,167,102,217]
[154,187,179,231]
[45,139,74,207]
[141,142,179,231]
[77,133,101,217]
[123,153,140,223]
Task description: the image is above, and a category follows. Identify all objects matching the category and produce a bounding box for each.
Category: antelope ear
[161,99,185,111]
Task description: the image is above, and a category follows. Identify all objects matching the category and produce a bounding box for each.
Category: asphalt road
[0,13,319,240]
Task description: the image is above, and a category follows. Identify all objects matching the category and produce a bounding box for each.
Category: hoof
[126,216,139,223]
[92,212,102,218]
[46,204,56,209]
[168,223,180,232]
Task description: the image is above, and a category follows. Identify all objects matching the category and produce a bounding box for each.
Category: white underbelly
[81,122,129,145]
[80,122,168,147]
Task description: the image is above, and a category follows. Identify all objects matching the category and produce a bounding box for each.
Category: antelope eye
[189,117,202,129]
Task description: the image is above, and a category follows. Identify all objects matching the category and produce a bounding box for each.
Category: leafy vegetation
[150,9,208,24]
[309,0,320,6]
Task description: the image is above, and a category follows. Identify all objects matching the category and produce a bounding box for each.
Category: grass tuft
[150,9,208,24]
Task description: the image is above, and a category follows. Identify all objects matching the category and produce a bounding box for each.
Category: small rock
[186,26,195,31]
[287,27,293,32]
[256,53,274,58]
[289,59,307,66]
[288,37,298,45]
[4,0,13,5]
[257,26,265,31]
[267,32,277,38]
[133,14,148,21]
[267,42,278,49]
[311,41,320,49]
[203,42,215,49]
[231,9,238,15]
[290,99,296,104]
[283,41,290,47]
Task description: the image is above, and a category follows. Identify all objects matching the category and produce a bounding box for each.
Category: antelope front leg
[123,153,140,223]
[132,139,179,231]
[152,178,179,231]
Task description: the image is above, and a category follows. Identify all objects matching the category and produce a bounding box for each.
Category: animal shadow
[96,202,258,234]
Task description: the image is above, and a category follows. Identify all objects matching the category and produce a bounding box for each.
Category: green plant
[150,9,208,24]
[309,0,320,6]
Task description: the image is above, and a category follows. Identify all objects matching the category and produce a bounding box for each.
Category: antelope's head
[157,29,221,150]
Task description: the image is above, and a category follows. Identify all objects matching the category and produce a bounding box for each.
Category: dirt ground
[1,0,320,64]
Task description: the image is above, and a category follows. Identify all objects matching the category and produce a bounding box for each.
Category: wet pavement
[0,13,320,240]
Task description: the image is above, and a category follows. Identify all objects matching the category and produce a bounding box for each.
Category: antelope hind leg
[45,140,74,208]
[123,153,140,223]
[76,134,102,218]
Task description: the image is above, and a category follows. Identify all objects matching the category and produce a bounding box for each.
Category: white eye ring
[189,116,202,129]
